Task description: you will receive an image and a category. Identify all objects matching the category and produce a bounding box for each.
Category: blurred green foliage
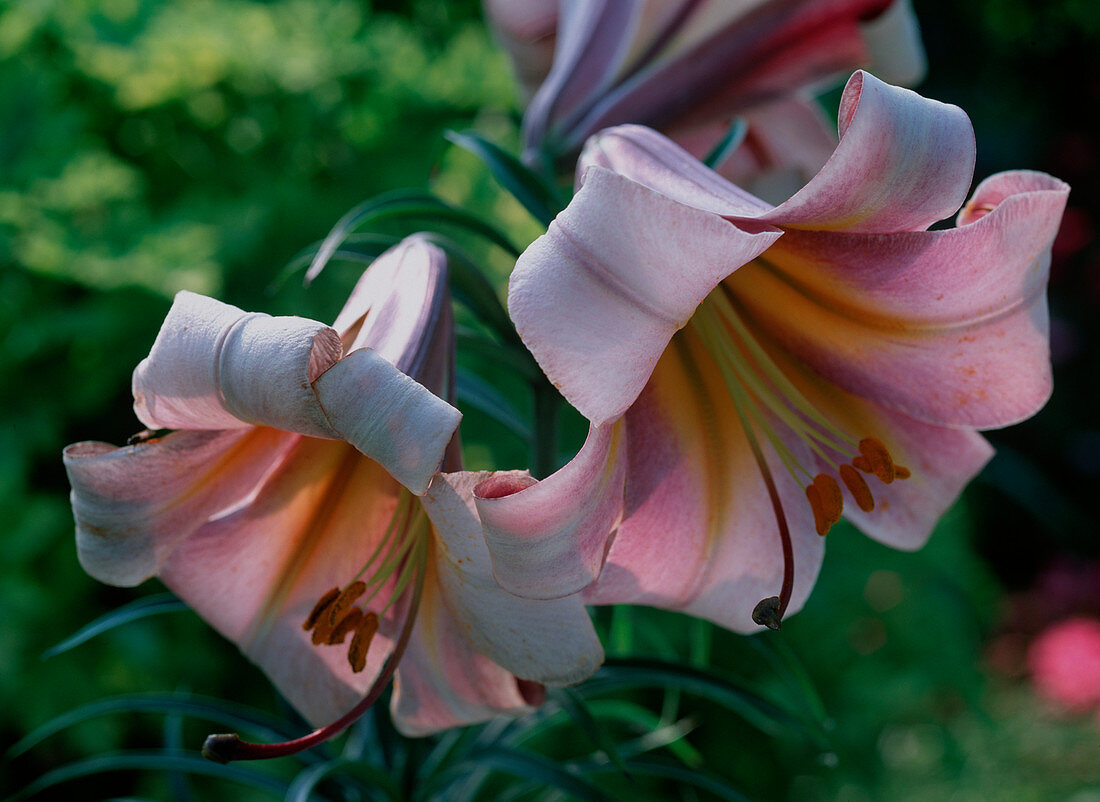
[3,0,1100,799]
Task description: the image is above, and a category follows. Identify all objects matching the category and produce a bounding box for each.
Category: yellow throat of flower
[690,285,910,628]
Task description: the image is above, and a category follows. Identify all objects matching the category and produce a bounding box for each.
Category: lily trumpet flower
[486,0,925,163]
[63,236,601,751]
[483,72,1069,632]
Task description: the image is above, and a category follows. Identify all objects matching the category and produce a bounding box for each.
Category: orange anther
[805,483,828,536]
[303,587,340,632]
[858,437,896,484]
[328,580,367,627]
[839,464,875,512]
[812,474,844,528]
[852,455,871,473]
[327,608,365,646]
[894,465,911,480]
[348,612,380,673]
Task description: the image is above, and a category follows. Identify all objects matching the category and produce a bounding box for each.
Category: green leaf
[417,232,521,348]
[456,326,540,382]
[445,130,565,226]
[41,593,189,660]
[305,190,520,284]
[8,693,301,760]
[702,117,748,170]
[581,658,803,737]
[456,368,533,443]
[466,746,617,802]
[584,757,751,802]
[286,758,402,802]
[7,751,289,801]
[554,688,630,777]
[582,699,701,767]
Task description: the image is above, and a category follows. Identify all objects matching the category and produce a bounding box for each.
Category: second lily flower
[478,72,1069,632]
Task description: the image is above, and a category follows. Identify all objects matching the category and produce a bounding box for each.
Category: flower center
[204,486,431,764]
[302,486,431,673]
[690,285,909,629]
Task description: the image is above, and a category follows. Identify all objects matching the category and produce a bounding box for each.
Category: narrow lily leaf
[581,758,751,802]
[456,368,533,443]
[469,746,616,802]
[41,593,188,660]
[702,117,748,170]
[554,688,630,777]
[7,752,289,802]
[747,635,829,727]
[306,190,520,284]
[580,658,802,737]
[455,326,540,382]
[445,130,565,226]
[8,693,299,760]
[418,232,521,348]
[583,699,701,766]
[286,759,402,802]
[278,233,401,288]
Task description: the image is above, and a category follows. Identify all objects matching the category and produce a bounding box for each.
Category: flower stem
[531,380,559,479]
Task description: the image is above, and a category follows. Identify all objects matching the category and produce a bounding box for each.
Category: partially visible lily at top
[480,72,1069,633]
[63,235,602,759]
[485,0,926,167]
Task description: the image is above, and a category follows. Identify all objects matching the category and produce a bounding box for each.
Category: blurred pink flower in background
[1028,617,1100,714]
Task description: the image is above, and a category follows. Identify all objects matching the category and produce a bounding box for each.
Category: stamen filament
[203,551,428,764]
[712,287,857,451]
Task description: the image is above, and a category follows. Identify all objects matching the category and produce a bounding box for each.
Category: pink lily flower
[64,236,602,750]
[486,0,925,162]
[480,72,1069,633]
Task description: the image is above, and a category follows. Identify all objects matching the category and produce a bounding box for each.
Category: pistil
[691,288,912,628]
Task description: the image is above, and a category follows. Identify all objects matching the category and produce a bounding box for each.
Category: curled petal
[510,166,780,425]
[64,428,295,586]
[332,236,452,388]
[422,472,604,685]
[312,347,461,495]
[732,170,1068,428]
[133,291,342,437]
[475,424,627,599]
[757,71,974,232]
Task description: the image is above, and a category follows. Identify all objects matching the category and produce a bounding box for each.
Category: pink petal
[859,0,925,87]
[729,170,1069,428]
[421,471,603,685]
[133,291,343,437]
[474,425,626,599]
[757,71,974,232]
[769,347,996,550]
[312,347,461,495]
[509,166,780,425]
[63,428,296,586]
[391,578,544,736]
[484,0,560,98]
[331,236,451,387]
[159,439,405,726]
[565,0,876,149]
[583,327,823,632]
[578,124,773,215]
